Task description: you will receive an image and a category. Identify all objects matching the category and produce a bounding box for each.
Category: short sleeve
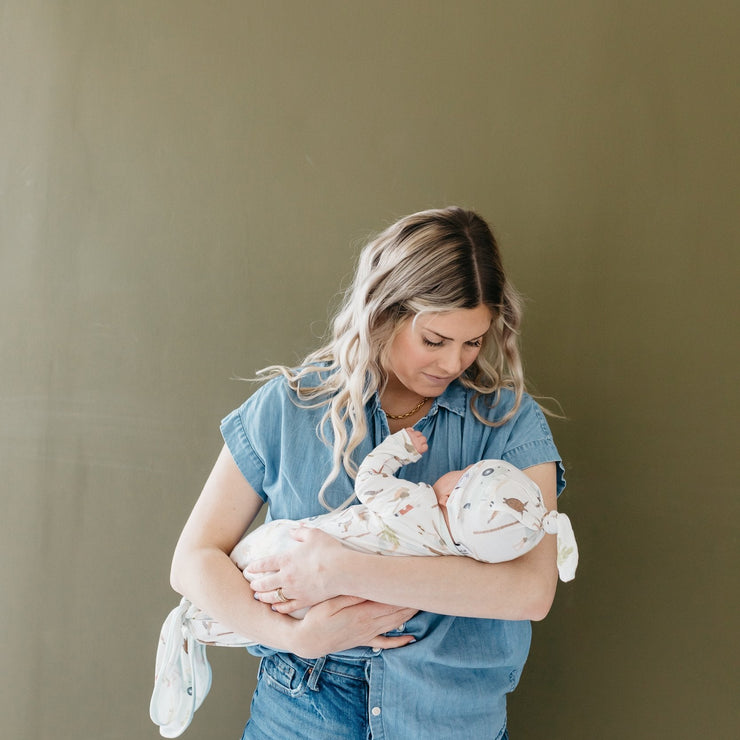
[220,402,268,501]
[497,395,566,496]
[218,375,348,519]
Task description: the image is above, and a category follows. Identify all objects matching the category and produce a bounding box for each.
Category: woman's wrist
[329,547,370,599]
[244,603,306,655]
[307,533,364,600]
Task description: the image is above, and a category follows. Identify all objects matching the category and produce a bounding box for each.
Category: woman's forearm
[332,539,558,621]
[167,444,305,651]
[171,545,303,651]
[171,545,417,658]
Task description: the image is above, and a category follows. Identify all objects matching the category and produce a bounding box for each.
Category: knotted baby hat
[445,460,578,581]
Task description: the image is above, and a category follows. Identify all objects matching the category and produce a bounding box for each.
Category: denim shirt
[221,375,565,738]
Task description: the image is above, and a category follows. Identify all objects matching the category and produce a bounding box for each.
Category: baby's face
[432,465,474,505]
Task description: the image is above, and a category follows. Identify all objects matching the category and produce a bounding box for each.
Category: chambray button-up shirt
[221,375,565,739]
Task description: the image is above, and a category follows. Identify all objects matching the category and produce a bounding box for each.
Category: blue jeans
[240,652,509,740]
[241,653,369,739]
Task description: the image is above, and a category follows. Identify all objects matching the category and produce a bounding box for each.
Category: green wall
[1,2,738,738]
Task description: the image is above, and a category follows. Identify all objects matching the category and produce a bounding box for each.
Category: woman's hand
[289,595,417,659]
[247,527,350,613]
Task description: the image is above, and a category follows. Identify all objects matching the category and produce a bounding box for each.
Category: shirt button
[371,707,381,716]
[372,647,382,653]
[398,623,406,632]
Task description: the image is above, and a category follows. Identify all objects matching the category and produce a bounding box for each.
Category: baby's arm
[354,428,429,507]
[404,428,428,456]
[355,427,424,484]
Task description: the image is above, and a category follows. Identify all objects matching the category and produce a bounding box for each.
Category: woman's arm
[170,444,416,658]
[250,462,560,622]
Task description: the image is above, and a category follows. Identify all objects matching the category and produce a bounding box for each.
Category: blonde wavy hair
[259,206,525,510]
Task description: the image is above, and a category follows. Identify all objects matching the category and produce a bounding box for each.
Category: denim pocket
[258,653,310,698]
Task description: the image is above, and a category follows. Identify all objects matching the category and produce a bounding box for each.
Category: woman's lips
[423,373,454,385]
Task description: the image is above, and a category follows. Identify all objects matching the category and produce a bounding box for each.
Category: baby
[151,428,578,737]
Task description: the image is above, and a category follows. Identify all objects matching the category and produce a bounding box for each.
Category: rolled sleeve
[497,395,566,496]
[503,437,566,496]
[220,405,267,501]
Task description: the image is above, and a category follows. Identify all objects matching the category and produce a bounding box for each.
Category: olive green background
[1,2,738,739]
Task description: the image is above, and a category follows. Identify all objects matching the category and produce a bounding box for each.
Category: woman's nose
[437,346,464,376]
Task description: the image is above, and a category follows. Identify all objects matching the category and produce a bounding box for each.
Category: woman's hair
[260,206,525,510]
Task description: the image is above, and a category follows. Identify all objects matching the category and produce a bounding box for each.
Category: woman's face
[383,305,492,397]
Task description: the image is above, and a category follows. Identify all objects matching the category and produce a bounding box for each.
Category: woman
[170,206,565,739]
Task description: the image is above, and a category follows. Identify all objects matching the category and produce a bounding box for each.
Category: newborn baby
[151,428,578,737]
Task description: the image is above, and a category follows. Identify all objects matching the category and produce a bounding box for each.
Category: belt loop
[306,655,327,691]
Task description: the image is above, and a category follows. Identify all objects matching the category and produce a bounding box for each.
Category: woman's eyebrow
[425,329,487,342]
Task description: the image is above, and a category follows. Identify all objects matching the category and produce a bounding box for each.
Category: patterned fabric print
[445,460,578,579]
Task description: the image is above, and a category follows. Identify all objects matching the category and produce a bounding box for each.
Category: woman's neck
[380,386,432,433]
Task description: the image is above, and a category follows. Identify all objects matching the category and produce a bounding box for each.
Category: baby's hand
[405,428,428,455]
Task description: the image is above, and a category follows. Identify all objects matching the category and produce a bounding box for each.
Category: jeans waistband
[288,653,371,684]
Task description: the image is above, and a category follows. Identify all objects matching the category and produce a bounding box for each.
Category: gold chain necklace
[383,396,430,420]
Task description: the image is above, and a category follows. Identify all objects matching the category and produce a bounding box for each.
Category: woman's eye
[466,339,482,348]
[422,337,443,347]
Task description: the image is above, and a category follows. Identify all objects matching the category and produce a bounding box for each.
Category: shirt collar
[370,379,468,418]
[434,379,468,416]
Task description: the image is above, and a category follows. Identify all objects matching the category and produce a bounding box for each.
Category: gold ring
[275,587,289,603]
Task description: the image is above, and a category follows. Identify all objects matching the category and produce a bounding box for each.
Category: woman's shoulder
[230,366,339,423]
[232,373,290,411]
[222,370,332,457]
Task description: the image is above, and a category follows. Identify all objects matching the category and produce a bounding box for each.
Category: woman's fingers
[248,528,345,604]
[289,597,418,657]
[254,588,308,615]
[245,556,281,577]
[321,599,417,643]
[367,633,417,650]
